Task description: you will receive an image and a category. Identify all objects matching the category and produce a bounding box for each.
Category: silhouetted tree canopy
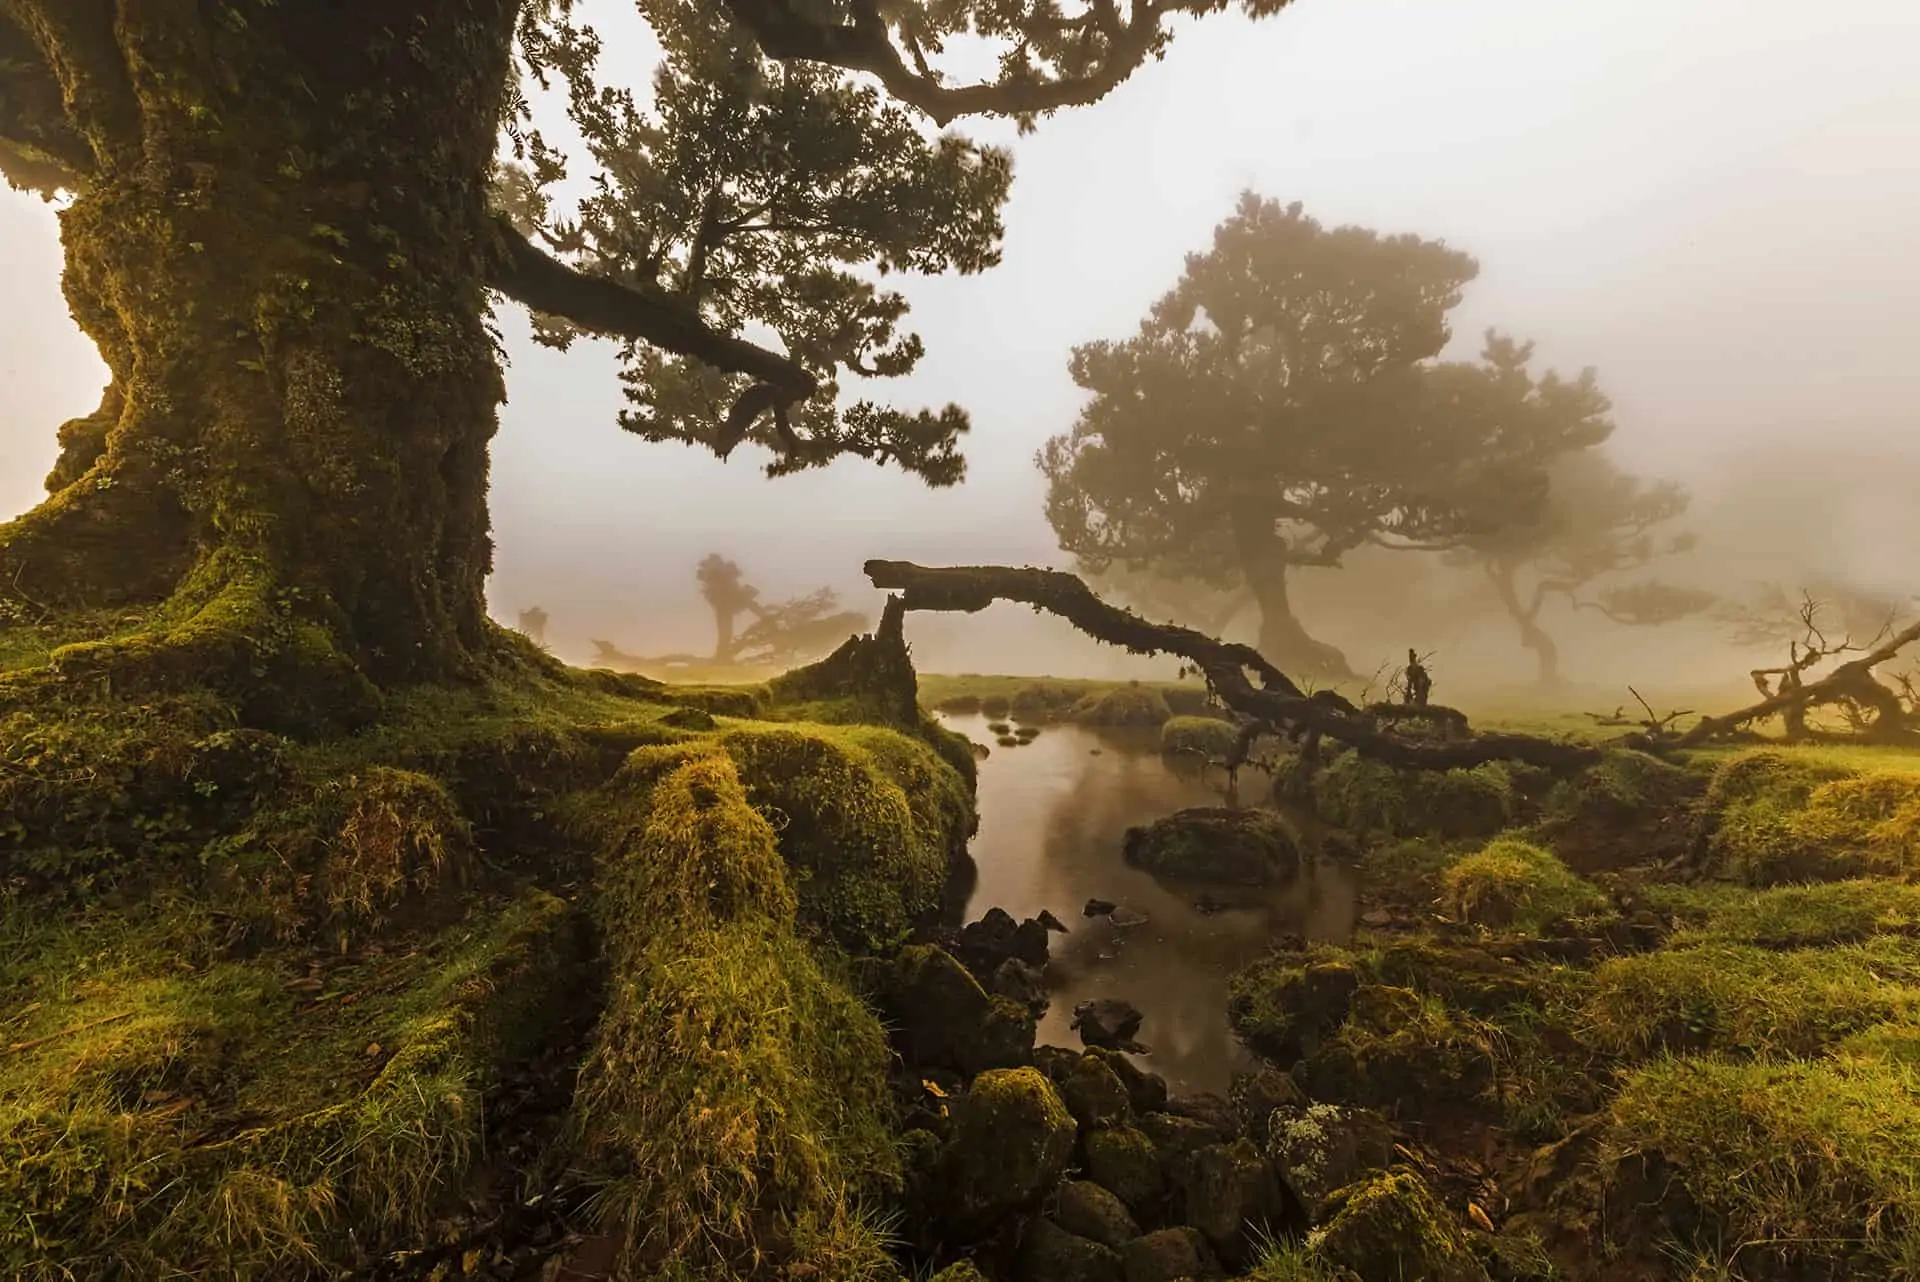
[1429,340,1713,684]
[1039,195,1550,679]
[694,552,864,664]
[0,0,1300,696]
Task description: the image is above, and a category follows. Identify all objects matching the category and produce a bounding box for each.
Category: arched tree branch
[864,559,1600,772]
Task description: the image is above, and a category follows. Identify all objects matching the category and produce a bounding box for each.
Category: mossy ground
[1230,739,1920,1282]
[0,629,976,1279]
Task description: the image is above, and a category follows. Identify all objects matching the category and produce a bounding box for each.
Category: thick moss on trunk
[0,2,519,713]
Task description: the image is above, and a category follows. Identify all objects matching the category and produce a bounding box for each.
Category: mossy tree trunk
[0,2,521,716]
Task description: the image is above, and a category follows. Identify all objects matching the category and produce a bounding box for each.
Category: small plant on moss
[1439,839,1609,933]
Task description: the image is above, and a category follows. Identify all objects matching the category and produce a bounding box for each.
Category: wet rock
[1230,1066,1308,1142]
[1176,1139,1288,1268]
[1085,897,1118,917]
[1017,1219,1123,1282]
[991,957,1050,1019]
[951,906,1054,976]
[1136,1112,1223,1166]
[1074,998,1146,1051]
[881,945,1036,1077]
[945,1067,1078,1232]
[1089,1047,1169,1115]
[1165,1092,1239,1140]
[1266,1103,1398,1221]
[1034,1044,1083,1082]
[1084,1125,1166,1217]
[1119,1227,1213,1282]
[1314,1169,1489,1282]
[1060,1053,1134,1131]
[1122,807,1301,886]
[1056,1180,1141,1248]
[1107,905,1151,928]
[1039,908,1071,933]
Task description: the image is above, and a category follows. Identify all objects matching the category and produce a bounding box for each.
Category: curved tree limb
[864,559,1601,772]
[1670,618,1920,748]
[486,215,817,443]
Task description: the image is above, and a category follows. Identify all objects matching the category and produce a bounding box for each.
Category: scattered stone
[881,945,1036,1078]
[945,1068,1078,1232]
[1314,1169,1490,1282]
[1060,1053,1133,1131]
[1088,1047,1169,1115]
[1165,1091,1239,1139]
[1073,998,1145,1051]
[1038,908,1071,933]
[1267,1103,1398,1221]
[1230,1066,1308,1141]
[1119,1227,1213,1282]
[951,906,1054,976]
[1176,1139,1289,1267]
[1084,897,1118,917]
[1136,1112,1224,1166]
[1122,807,1302,886]
[991,957,1050,1019]
[1107,905,1151,928]
[1056,1180,1141,1249]
[1084,1125,1166,1217]
[1017,1219,1123,1282]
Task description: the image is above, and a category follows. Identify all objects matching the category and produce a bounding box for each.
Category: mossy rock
[718,722,971,949]
[1056,1179,1141,1248]
[1265,1102,1399,1223]
[1314,753,1514,841]
[1438,838,1609,933]
[1602,1055,1920,1280]
[1083,1124,1166,1217]
[945,1067,1078,1230]
[1313,1169,1489,1282]
[1297,985,1497,1113]
[1071,683,1173,728]
[1060,1052,1134,1131]
[1175,1139,1287,1267]
[1119,1226,1212,1281]
[1228,951,1361,1066]
[1017,1218,1125,1282]
[1123,807,1301,886]
[1160,714,1241,762]
[879,944,1037,1078]
[929,1263,990,1282]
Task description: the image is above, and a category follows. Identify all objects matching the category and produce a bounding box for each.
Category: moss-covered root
[569,748,900,1279]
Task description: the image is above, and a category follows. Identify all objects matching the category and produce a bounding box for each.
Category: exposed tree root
[864,560,1600,772]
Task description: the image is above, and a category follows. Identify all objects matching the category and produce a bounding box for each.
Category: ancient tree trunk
[0,2,521,713]
[1231,508,1355,681]
[1487,562,1562,687]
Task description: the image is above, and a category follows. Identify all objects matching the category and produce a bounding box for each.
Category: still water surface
[941,713,1358,1096]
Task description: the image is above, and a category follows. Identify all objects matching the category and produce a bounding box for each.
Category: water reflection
[942,713,1358,1096]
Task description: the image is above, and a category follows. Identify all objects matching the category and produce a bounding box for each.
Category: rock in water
[1038,908,1070,933]
[952,906,1054,976]
[991,957,1050,1019]
[1084,897,1118,917]
[1073,998,1145,1051]
[1122,807,1301,886]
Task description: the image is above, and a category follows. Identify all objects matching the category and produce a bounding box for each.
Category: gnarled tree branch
[486,215,817,444]
[864,559,1600,772]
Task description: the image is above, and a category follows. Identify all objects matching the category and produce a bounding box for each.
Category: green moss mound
[944,1066,1076,1231]
[570,748,899,1278]
[1124,806,1301,885]
[1070,682,1172,728]
[717,722,970,950]
[1439,839,1609,933]
[1603,1055,1920,1279]
[1161,714,1243,761]
[0,888,583,1278]
[1699,750,1920,885]
[1583,936,1920,1059]
[1314,752,1514,841]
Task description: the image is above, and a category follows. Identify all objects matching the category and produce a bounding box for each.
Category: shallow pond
[940,712,1359,1096]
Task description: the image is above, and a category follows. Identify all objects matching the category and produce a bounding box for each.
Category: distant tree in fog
[1717,577,1909,653]
[1039,195,1560,679]
[516,606,550,649]
[1447,440,1714,686]
[695,554,866,667]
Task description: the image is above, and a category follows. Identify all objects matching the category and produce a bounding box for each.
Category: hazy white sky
[3,0,1918,665]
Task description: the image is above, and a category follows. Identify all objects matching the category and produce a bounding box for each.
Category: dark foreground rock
[1073,997,1146,1051]
[1119,1227,1214,1282]
[879,944,1036,1077]
[1056,1180,1142,1248]
[945,1067,1078,1235]
[1018,1219,1123,1282]
[1123,806,1302,885]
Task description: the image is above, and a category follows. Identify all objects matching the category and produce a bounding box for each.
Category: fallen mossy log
[863,560,1600,773]
[1667,619,1920,748]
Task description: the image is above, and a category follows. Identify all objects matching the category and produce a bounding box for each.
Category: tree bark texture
[0,1,522,706]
